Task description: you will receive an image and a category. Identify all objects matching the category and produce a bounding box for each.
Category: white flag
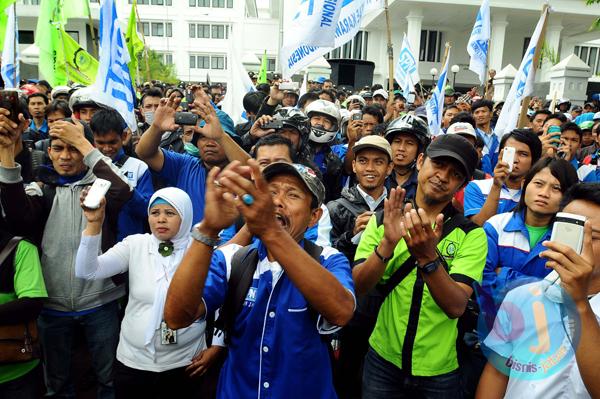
[281,0,367,78]
[283,0,344,49]
[425,48,450,137]
[221,37,256,124]
[394,33,420,95]
[299,71,308,98]
[91,0,137,131]
[495,8,548,138]
[467,0,490,84]
[1,5,19,89]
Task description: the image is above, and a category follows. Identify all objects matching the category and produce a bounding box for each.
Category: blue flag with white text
[425,49,450,137]
[467,0,490,84]
[91,0,136,131]
[1,5,18,88]
[395,33,420,96]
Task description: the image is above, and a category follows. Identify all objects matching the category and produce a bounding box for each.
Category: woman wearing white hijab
[75,187,206,398]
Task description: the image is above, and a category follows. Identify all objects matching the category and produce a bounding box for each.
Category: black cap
[426,135,478,180]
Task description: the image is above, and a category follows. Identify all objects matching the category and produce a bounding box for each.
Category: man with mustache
[353,134,487,398]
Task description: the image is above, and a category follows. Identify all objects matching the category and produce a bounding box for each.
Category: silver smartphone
[502,146,516,172]
[544,212,587,287]
[83,178,112,209]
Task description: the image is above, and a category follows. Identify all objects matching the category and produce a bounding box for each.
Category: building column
[489,12,508,72]
[406,8,423,61]
[541,15,563,81]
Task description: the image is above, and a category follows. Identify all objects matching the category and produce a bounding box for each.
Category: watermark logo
[476,278,581,381]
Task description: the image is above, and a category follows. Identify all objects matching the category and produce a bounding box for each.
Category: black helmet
[272,107,310,138]
[384,114,431,150]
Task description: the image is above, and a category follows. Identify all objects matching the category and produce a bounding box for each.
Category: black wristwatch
[418,258,442,274]
[374,245,393,263]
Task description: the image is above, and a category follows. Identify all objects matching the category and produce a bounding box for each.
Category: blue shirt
[463,178,521,218]
[203,241,354,399]
[312,144,346,176]
[155,149,206,224]
[476,128,499,175]
[30,119,49,139]
[578,164,600,183]
[482,210,552,294]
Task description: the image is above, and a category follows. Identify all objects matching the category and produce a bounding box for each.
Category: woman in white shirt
[76,187,206,398]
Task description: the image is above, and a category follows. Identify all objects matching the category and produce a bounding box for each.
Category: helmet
[305,99,341,144]
[51,85,71,100]
[384,114,431,150]
[272,107,310,137]
[69,87,101,112]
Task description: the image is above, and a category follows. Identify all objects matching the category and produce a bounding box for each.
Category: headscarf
[144,187,193,351]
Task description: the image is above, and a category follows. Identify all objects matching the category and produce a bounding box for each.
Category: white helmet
[69,87,101,112]
[51,85,71,100]
[305,99,341,144]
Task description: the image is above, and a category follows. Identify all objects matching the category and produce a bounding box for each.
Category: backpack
[213,240,323,344]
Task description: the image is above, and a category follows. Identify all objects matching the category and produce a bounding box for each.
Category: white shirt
[484,282,599,399]
[356,185,387,212]
[76,233,206,372]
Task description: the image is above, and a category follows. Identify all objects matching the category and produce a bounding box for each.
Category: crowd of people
[0,74,599,399]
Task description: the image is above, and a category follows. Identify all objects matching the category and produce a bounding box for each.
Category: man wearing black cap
[353,134,487,398]
[164,160,355,399]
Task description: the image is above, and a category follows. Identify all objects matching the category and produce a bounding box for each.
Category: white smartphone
[544,212,587,289]
[502,146,516,172]
[83,178,112,209]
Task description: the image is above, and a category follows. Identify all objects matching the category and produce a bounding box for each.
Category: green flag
[125,0,144,85]
[61,0,90,23]
[36,0,66,86]
[0,0,16,49]
[257,50,268,84]
[57,28,98,85]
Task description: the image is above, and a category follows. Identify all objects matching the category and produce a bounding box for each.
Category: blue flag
[91,0,136,131]
[467,0,490,84]
[395,33,420,96]
[425,48,450,137]
[1,5,18,88]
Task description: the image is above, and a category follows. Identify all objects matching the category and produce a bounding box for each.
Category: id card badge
[160,321,177,345]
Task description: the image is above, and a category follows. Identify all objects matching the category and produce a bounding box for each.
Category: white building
[115,0,281,84]
[358,0,600,95]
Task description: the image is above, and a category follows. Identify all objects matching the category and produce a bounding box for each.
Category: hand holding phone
[547,125,561,148]
[83,179,112,210]
[501,146,516,173]
[174,112,199,126]
[0,90,20,124]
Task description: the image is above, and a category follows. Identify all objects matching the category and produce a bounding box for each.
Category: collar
[504,209,527,233]
[356,185,387,210]
[32,118,48,132]
[112,148,127,164]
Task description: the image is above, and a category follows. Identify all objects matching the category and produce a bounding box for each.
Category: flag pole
[483,38,490,98]
[12,2,17,88]
[517,4,548,128]
[439,42,451,86]
[85,0,98,58]
[383,0,394,98]
[134,2,150,82]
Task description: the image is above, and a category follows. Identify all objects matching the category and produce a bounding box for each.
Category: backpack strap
[336,197,365,218]
[214,240,323,343]
[0,237,23,293]
[377,212,466,300]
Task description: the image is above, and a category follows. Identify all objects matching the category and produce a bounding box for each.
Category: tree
[136,48,178,84]
[587,0,600,31]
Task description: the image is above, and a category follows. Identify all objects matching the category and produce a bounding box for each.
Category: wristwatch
[191,223,220,248]
[374,245,393,263]
[418,258,442,274]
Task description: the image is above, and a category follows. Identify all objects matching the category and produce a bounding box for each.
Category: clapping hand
[399,203,444,266]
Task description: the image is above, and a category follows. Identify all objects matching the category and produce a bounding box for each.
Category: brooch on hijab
[158,241,174,257]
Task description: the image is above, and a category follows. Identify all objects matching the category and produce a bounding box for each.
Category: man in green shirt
[0,236,47,399]
[353,134,487,398]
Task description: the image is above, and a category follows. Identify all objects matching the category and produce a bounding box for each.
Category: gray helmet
[384,114,431,150]
[272,107,310,137]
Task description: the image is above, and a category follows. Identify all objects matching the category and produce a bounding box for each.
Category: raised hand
[0,108,27,148]
[151,94,180,133]
[540,220,595,304]
[250,115,276,139]
[381,188,406,248]
[201,164,240,233]
[492,149,510,188]
[399,203,444,265]
[49,119,86,146]
[80,187,106,225]
[189,89,224,141]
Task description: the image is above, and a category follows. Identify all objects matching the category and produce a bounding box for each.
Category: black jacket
[327,186,385,263]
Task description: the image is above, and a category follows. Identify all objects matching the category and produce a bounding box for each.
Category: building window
[190,54,226,69]
[419,30,442,62]
[131,0,149,3]
[23,0,41,4]
[189,0,210,5]
[325,30,368,61]
[211,55,226,69]
[138,22,150,37]
[158,53,173,64]
[211,25,227,39]
[212,0,225,7]
[18,30,34,45]
[66,31,80,43]
[131,0,171,4]
[575,45,600,75]
[147,22,172,37]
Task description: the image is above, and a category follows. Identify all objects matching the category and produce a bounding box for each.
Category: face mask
[144,111,155,125]
[183,142,200,158]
